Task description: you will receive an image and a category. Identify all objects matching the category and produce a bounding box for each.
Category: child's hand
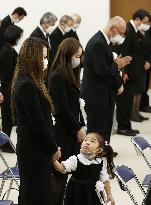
[107,194,115,205]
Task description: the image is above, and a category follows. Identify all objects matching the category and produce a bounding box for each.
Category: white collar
[39,25,47,37]
[130,20,138,33]
[101,30,110,45]
[72,28,76,32]
[77,153,102,165]
[9,15,13,23]
[58,25,65,35]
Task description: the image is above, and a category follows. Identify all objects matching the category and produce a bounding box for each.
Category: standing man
[50,15,73,59]
[0,7,27,48]
[116,9,151,136]
[65,13,81,41]
[81,16,132,143]
[30,12,57,81]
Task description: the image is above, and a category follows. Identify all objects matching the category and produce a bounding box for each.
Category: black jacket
[115,22,146,93]
[30,27,48,43]
[0,16,13,48]
[15,76,57,157]
[49,72,85,159]
[80,30,122,107]
[50,27,65,59]
[65,29,79,41]
[0,44,17,94]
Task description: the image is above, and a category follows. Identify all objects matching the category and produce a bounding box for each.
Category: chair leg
[0,178,6,198]
[6,179,13,200]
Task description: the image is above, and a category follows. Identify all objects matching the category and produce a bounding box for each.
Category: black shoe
[130,129,140,134]
[131,115,143,122]
[117,129,136,136]
[113,152,118,157]
[138,114,149,121]
[1,143,15,153]
[140,106,151,113]
[1,147,15,153]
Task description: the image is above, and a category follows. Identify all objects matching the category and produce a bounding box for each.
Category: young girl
[53,132,115,205]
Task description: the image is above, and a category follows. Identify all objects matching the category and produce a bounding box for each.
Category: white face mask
[137,23,150,31]
[13,18,20,23]
[73,23,80,30]
[46,26,56,34]
[71,56,80,69]
[110,34,125,45]
[64,26,71,33]
[43,58,48,70]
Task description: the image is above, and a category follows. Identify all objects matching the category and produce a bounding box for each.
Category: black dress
[14,75,57,205]
[63,155,104,205]
[0,43,18,136]
[49,72,85,161]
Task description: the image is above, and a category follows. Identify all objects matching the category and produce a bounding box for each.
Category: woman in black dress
[11,37,61,205]
[53,132,115,205]
[0,25,23,153]
[48,37,86,205]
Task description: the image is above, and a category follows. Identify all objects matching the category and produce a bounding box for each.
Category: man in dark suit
[115,9,151,136]
[65,13,81,41]
[81,16,132,143]
[0,7,27,48]
[30,12,57,82]
[50,15,73,59]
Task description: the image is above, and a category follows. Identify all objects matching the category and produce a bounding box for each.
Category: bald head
[108,16,126,33]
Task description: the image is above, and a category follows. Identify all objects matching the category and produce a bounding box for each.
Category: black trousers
[85,102,115,143]
[140,70,150,108]
[1,95,13,136]
[116,90,134,130]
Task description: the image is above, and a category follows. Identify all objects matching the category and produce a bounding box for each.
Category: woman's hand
[77,127,86,142]
[0,92,4,103]
[52,147,61,162]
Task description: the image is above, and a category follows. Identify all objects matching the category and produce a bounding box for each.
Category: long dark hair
[11,37,54,120]
[90,132,115,177]
[51,37,82,88]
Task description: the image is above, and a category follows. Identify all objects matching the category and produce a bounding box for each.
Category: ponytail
[103,144,115,178]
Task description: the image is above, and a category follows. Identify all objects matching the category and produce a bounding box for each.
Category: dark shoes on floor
[131,113,149,122]
[117,129,139,136]
[140,106,151,113]
[1,143,15,153]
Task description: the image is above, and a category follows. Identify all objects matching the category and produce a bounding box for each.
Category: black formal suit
[14,75,57,205]
[115,22,146,130]
[0,43,18,136]
[65,29,79,41]
[50,26,65,59]
[0,16,13,48]
[139,30,151,109]
[80,30,122,142]
[30,27,52,83]
[49,72,85,161]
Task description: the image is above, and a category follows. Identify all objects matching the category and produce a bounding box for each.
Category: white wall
[0,0,110,49]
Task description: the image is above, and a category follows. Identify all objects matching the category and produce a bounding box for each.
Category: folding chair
[114,165,146,205]
[0,132,19,199]
[131,136,151,186]
[0,200,13,205]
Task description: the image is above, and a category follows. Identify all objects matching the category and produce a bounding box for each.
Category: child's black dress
[64,156,104,205]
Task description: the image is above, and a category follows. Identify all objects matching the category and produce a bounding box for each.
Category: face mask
[73,23,80,30]
[137,23,150,31]
[46,26,56,34]
[13,18,20,23]
[110,34,125,45]
[80,150,97,160]
[64,26,71,33]
[43,58,48,70]
[71,56,80,69]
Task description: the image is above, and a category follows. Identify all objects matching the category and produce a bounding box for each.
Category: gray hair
[108,16,126,28]
[40,12,57,24]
